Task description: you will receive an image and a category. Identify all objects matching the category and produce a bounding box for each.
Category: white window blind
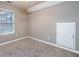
[0,10,14,35]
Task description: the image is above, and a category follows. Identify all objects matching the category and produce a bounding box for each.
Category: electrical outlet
[48,37,50,39]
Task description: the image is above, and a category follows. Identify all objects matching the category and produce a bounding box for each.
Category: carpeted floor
[0,38,79,57]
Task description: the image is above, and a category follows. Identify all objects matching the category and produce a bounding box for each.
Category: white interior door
[56,22,76,50]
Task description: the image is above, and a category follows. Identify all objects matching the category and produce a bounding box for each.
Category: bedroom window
[0,10,14,35]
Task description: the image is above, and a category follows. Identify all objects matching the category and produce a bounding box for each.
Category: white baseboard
[0,36,28,46]
[27,36,79,54]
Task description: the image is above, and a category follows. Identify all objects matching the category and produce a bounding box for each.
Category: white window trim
[0,8,14,12]
[1,32,15,36]
[0,9,15,35]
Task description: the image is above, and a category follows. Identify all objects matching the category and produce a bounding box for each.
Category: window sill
[0,32,15,36]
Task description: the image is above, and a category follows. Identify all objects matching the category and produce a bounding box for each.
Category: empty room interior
[0,1,79,57]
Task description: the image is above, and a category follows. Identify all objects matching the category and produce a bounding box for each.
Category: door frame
[56,22,76,50]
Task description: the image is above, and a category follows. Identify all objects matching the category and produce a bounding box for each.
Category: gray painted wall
[0,2,28,43]
[28,2,79,51]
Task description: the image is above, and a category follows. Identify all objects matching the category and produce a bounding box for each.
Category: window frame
[0,9,15,35]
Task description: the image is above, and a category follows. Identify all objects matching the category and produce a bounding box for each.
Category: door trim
[56,22,76,50]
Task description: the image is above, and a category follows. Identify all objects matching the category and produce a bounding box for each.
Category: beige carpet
[0,38,79,57]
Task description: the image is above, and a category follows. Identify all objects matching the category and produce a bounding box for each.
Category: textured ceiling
[0,1,63,13]
[5,1,45,9]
